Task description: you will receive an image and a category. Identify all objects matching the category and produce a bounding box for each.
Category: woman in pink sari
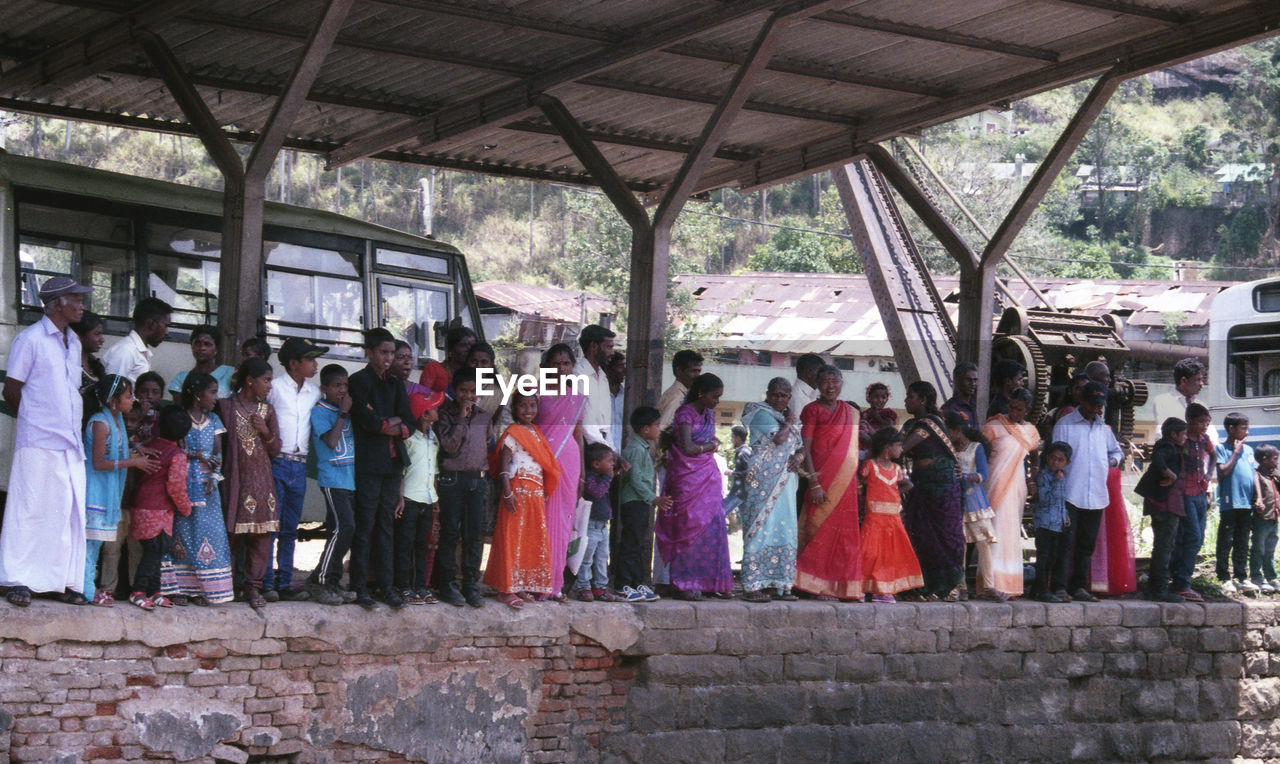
[532,344,585,600]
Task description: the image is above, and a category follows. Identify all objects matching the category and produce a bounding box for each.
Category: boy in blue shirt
[310,364,357,606]
[1032,442,1073,603]
[1215,412,1263,595]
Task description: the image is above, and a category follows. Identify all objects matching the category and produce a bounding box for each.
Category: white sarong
[0,447,86,592]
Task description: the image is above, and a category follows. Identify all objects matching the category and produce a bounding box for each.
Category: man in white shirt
[789,353,824,419]
[1153,358,1217,444]
[0,277,94,604]
[657,350,703,430]
[100,297,172,383]
[574,324,617,449]
[607,351,626,453]
[264,337,325,601]
[1051,382,1123,602]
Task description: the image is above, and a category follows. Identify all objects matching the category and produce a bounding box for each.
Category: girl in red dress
[860,427,924,603]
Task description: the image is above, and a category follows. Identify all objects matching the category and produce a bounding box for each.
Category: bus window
[148,225,221,326]
[17,203,135,319]
[1227,322,1280,399]
[375,247,449,275]
[264,241,363,356]
[379,279,451,360]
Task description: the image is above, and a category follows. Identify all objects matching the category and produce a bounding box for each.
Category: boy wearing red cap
[397,391,443,604]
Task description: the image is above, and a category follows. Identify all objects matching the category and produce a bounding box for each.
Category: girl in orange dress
[484,389,561,609]
[860,427,924,603]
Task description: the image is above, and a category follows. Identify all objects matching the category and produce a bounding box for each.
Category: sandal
[677,589,703,601]
[60,590,89,606]
[419,591,439,605]
[93,590,115,607]
[188,595,209,607]
[707,591,733,600]
[516,592,537,602]
[815,594,838,602]
[169,594,189,607]
[6,586,31,608]
[502,593,525,610]
[152,594,173,608]
[743,590,772,603]
[129,592,155,611]
[776,590,799,601]
[247,591,267,609]
[979,590,1010,603]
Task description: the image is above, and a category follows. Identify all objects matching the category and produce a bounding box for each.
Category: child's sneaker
[594,589,620,602]
[637,585,661,602]
[1220,580,1239,596]
[618,586,647,602]
[1266,580,1279,595]
[1241,579,1261,596]
[574,588,594,602]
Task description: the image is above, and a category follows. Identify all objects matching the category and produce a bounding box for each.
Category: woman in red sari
[796,365,863,601]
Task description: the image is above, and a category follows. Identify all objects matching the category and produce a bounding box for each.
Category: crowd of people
[2,275,1277,612]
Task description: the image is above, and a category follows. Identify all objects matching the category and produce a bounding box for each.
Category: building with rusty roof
[474,280,613,350]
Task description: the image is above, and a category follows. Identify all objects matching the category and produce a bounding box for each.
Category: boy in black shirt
[347,328,415,610]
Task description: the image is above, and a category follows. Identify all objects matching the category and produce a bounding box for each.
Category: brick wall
[0,599,1277,762]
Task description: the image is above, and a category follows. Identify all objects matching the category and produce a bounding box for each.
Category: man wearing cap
[0,277,93,605]
[100,297,172,383]
[1052,381,1124,603]
[263,337,325,601]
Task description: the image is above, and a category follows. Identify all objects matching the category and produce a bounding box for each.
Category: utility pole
[419,170,435,236]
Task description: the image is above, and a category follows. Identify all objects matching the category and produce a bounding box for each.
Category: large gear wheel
[991,335,1050,425]
[1115,377,1149,446]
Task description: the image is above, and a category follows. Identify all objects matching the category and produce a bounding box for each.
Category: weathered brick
[1203,601,1245,626]
[1201,627,1244,652]
[1009,601,1046,627]
[1120,601,1162,627]
[1162,604,1206,626]
[694,602,750,629]
[784,654,834,681]
[645,654,739,686]
[965,602,1013,628]
[835,654,884,682]
[1044,603,1085,627]
[639,603,697,629]
[1082,601,1123,626]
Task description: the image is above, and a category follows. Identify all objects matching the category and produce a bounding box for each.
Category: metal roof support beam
[503,120,757,162]
[981,69,1120,266]
[1041,0,1191,24]
[860,143,979,272]
[955,264,997,421]
[136,1,351,362]
[0,0,200,92]
[812,11,1060,62]
[327,0,847,167]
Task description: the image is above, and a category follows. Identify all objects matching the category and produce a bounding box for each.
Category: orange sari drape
[794,401,863,600]
[483,424,562,595]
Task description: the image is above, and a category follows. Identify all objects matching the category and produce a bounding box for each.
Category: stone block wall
[0,599,1278,762]
[605,599,1280,762]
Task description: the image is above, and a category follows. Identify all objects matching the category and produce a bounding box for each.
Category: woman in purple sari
[656,373,733,600]
[533,343,586,600]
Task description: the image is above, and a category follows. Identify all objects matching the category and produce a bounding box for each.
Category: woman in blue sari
[740,378,802,602]
[655,373,733,600]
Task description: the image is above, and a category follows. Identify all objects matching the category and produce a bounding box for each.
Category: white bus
[1205,277,1280,450]
[0,152,483,511]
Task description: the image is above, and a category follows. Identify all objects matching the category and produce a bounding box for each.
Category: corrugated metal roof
[473,280,612,324]
[676,271,1231,355]
[0,0,1274,195]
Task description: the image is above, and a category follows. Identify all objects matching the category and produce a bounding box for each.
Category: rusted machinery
[992,307,1148,443]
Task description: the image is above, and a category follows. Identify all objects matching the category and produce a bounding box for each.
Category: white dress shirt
[100,330,152,384]
[1153,390,1219,445]
[269,373,322,456]
[573,356,613,447]
[610,384,624,452]
[789,377,818,420]
[657,381,687,431]
[1052,409,1123,510]
[7,316,84,456]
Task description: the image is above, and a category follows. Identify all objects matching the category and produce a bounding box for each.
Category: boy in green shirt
[617,406,672,602]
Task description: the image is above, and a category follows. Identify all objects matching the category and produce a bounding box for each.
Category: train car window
[1255,283,1280,313]
[1227,323,1280,399]
[147,225,222,326]
[264,241,363,357]
[19,203,132,245]
[19,236,134,319]
[379,279,451,360]
[375,247,449,275]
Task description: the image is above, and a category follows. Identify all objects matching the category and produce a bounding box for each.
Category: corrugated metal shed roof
[473,280,612,324]
[676,271,1231,354]
[0,0,1275,196]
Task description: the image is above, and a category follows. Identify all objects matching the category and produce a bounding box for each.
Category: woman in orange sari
[484,390,562,609]
[796,365,863,601]
[981,387,1040,599]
